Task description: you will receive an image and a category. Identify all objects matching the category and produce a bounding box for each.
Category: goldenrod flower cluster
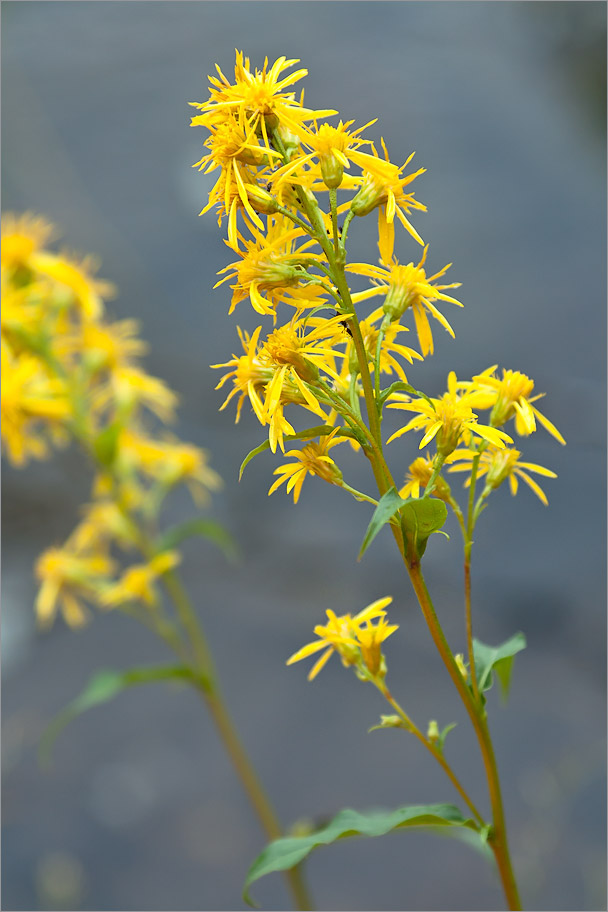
[2,214,221,628]
[193,51,564,517]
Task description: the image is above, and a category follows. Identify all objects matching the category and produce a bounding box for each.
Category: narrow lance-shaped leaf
[156,518,238,561]
[39,665,202,767]
[243,803,481,906]
[473,633,526,700]
[358,487,404,560]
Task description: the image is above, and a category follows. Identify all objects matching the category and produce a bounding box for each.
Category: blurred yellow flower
[101,551,181,608]
[35,546,115,628]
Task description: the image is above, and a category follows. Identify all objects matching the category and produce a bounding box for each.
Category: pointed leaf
[473,633,526,700]
[39,665,201,767]
[358,487,405,559]
[438,722,457,753]
[156,518,238,560]
[401,497,448,560]
[243,803,479,906]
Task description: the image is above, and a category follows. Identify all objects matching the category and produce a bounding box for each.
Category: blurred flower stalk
[191,51,566,910]
[1,213,311,909]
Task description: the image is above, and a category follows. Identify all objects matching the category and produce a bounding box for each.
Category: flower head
[215,215,327,316]
[190,52,335,151]
[349,140,426,258]
[101,551,181,608]
[400,454,453,502]
[350,247,462,356]
[35,546,115,628]
[268,429,345,503]
[448,446,557,505]
[462,367,566,445]
[388,372,513,456]
[286,597,397,680]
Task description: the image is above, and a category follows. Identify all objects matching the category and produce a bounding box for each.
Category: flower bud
[245,184,280,215]
[350,174,385,217]
[320,155,344,190]
[454,653,469,681]
[427,720,440,743]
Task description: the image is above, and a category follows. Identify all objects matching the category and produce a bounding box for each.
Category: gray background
[2,3,606,910]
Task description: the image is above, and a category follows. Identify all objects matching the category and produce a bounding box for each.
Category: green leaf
[243,803,479,906]
[401,497,448,560]
[39,665,200,767]
[379,381,434,409]
[238,426,357,481]
[473,633,526,700]
[156,518,238,561]
[438,722,457,752]
[358,487,404,559]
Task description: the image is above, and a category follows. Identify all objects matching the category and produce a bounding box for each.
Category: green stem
[406,562,522,911]
[157,562,314,909]
[340,482,379,506]
[377,681,485,826]
[464,451,482,702]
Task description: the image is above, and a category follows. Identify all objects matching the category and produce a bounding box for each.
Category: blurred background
[2,3,606,910]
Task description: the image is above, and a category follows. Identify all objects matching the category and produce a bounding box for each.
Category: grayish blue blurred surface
[2,3,606,910]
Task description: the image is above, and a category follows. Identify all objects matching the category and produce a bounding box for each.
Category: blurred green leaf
[157,518,238,560]
[39,665,200,767]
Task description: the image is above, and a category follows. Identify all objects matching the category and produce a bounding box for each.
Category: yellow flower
[286,597,396,680]
[68,500,138,552]
[448,446,557,505]
[1,212,56,271]
[349,139,426,259]
[192,117,277,236]
[101,551,181,608]
[349,247,462,356]
[190,52,334,152]
[94,366,179,423]
[116,430,221,502]
[268,429,345,503]
[28,251,114,320]
[350,307,423,382]
[1,343,71,465]
[259,316,344,426]
[212,325,270,423]
[214,215,327,316]
[35,546,115,628]
[462,366,566,445]
[58,319,146,375]
[399,454,453,502]
[273,118,376,190]
[388,371,513,456]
